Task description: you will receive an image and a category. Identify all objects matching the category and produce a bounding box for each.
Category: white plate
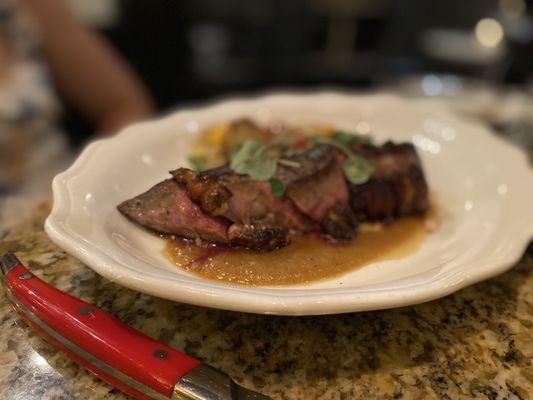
[45,93,533,315]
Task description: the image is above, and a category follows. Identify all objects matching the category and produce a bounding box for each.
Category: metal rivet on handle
[153,349,168,360]
[18,273,32,280]
[78,307,93,315]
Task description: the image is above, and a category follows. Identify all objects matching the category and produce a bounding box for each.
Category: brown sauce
[165,216,433,286]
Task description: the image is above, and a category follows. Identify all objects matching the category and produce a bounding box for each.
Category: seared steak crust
[227,224,288,251]
[349,142,429,221]
[171,168,231,215]
[320,205,358,240]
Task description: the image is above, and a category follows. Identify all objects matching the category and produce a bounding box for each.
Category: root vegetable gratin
[118,119,433,285]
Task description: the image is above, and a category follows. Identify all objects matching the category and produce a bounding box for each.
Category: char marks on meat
[227,224,288,251]
[171,168,231,215]
[348,142,429,221]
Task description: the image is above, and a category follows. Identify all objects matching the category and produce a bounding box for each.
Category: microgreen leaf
[331,131,356,146]
[188,156,205,171]
[271,135,295,148]
[269,177,285,197]
[229,140,277,181]
[230,142,244,159]
[229,140,261,167]
[331,130,373,146]
[343,155,374,185]
[307,136,321,144]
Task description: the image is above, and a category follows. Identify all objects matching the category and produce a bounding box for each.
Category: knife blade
[0,252,271,400]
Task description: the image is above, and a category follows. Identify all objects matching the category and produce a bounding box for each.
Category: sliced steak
[201,145,358,241]
[171,146,358,245]
[348,142,429,221]
[189,166,316,233]
[119,136,428,251]
[118,179,285,251]
[276,144,358,240]
[275,144,337,186]
[171,165,315,250]
[117,179,229,243]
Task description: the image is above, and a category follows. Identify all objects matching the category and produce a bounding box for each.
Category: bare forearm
[23,0,154,133]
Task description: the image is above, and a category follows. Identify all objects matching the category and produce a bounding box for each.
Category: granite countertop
[0,204,531,400]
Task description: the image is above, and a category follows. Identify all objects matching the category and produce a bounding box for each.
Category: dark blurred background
[63,0,533,145]
[2,0,533,229]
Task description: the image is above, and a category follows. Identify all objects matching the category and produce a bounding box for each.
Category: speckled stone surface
[0,204,531,400]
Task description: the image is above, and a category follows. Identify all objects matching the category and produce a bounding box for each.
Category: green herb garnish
[310,135,374,185]
[269,177,285,197]
[270,135,296,148]
[229,132,374,197]
[229,140,277,181]
[331,131,357,146]
[188,156,205,171]
[343,155,374,184]
[331,130,373,146]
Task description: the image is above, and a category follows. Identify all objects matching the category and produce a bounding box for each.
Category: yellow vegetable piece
[207,123,230,145]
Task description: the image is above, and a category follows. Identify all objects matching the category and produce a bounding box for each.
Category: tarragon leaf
[343,155,374,185]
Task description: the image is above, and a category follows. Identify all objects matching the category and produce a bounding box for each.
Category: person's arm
[23,0,154,134]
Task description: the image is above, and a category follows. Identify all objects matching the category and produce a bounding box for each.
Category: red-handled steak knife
[0,252,270,400]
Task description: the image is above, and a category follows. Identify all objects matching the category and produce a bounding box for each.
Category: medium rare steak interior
[118,121,429,251]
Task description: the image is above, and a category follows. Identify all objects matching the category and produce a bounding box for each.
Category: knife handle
[0,253,201,400]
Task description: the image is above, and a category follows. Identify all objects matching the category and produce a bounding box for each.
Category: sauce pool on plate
[165,216,433,286]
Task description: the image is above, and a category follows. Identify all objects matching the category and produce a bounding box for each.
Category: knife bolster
[172,364,236,400]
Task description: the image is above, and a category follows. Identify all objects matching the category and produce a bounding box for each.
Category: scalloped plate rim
[45,91,533,315]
